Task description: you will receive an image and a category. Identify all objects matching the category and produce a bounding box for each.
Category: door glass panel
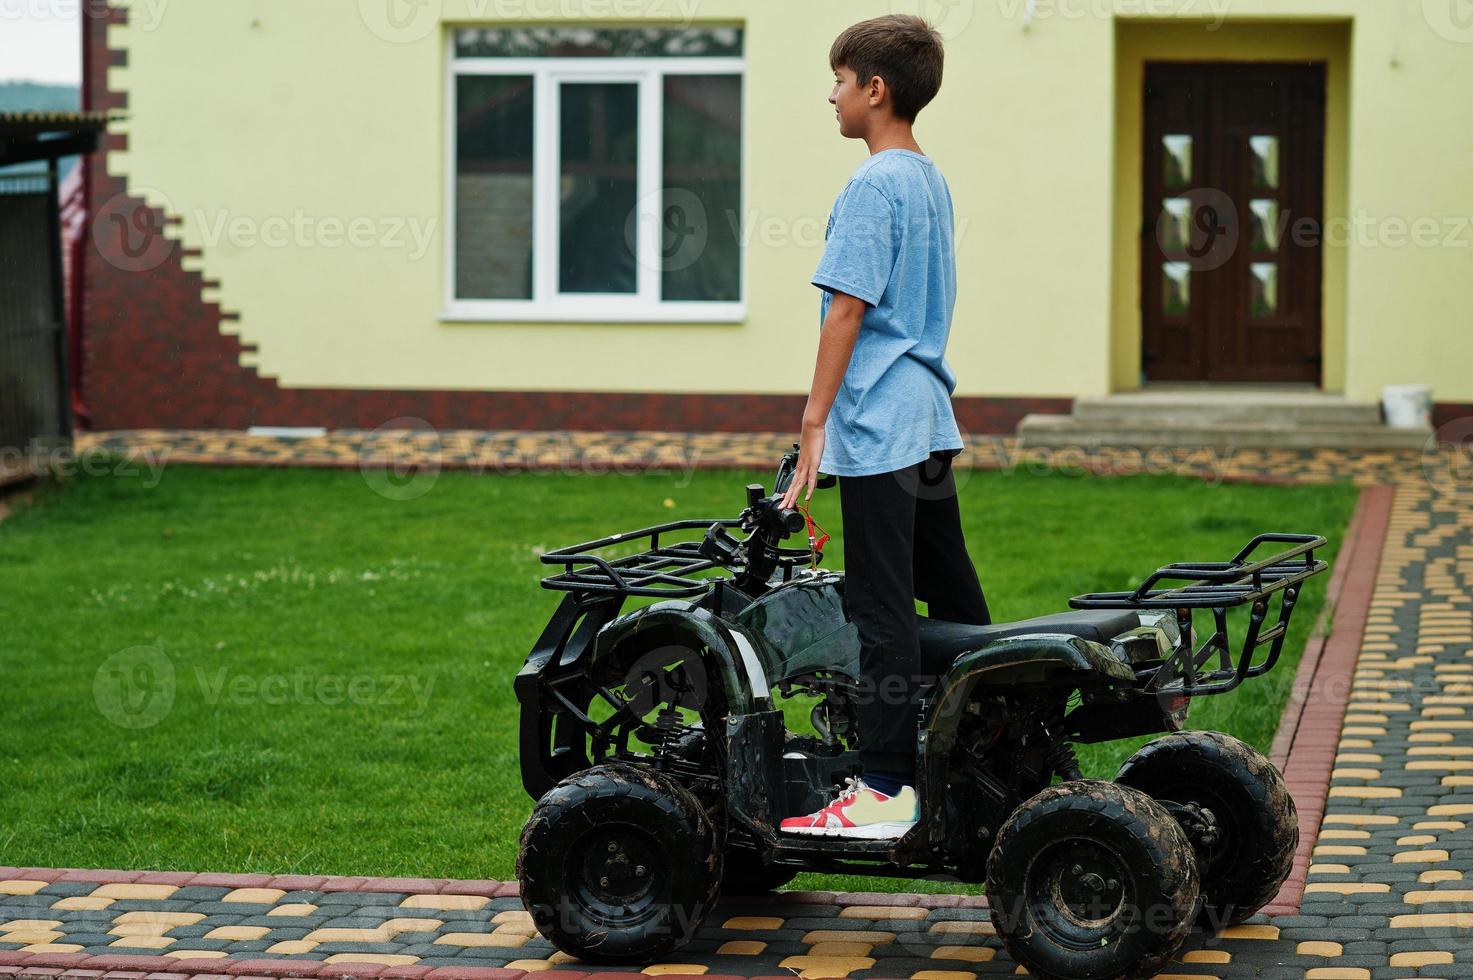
[560,82,639,294]
[455,75,534,300]
[1249,262,1278,317]
[1249,199,1281,254]
[1159,197,1192,252]
[1249,135,1279,190]
[1163,261,1191,316]
[1162,134,1192,189]
[662,74,742,302]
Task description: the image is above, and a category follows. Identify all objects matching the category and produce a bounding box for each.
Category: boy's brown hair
[828,14,945,123]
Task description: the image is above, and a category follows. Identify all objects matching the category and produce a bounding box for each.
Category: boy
[776,14,991,839]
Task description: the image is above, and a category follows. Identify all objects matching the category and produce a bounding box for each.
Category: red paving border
[1258,484,1394,916]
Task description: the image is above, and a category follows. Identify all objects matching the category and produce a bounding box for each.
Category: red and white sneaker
[779,777,919,839]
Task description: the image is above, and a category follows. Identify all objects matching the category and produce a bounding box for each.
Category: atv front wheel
[517,762,721,964]
[986,780,1199,980]
[1116,730,1297,928]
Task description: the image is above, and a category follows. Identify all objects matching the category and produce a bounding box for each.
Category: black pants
[838,450,990,776]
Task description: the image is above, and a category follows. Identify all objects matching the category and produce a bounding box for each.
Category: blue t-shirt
[812,149,964,478]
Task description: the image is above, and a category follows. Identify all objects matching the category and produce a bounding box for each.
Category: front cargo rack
[539,518,744,598]
[1069,533,1329,696]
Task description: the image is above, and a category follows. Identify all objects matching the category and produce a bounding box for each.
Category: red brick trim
[1259,484,1394,916]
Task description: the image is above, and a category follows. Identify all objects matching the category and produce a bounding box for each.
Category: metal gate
[0,172,69,481]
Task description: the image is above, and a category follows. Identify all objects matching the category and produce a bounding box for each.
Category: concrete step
[1072,391,1384,426]
[1016,413,1432,451]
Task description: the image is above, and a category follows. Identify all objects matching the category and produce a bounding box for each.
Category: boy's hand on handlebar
[780,422,826,511]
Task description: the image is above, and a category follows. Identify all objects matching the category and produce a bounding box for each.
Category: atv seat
[915,609,1140,662]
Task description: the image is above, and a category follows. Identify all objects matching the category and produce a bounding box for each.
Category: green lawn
[0,461,1355,894]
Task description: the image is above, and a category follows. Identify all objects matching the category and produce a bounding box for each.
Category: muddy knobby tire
[517,762,722,964]
[1116,730,1297,928]
[986,779,1200,980]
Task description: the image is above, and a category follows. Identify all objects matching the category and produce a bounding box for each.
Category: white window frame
[442,43,747,323]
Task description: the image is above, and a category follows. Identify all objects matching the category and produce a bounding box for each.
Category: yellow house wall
[105,0,1473,403]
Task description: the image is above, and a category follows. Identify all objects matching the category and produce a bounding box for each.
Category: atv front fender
[516,597,769,800]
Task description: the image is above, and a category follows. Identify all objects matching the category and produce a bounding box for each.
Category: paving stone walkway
[2,431,1468,980]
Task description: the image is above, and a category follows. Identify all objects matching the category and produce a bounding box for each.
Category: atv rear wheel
[986,780,1199,980]
[1116,730,1297,928]
[517,762,721,964]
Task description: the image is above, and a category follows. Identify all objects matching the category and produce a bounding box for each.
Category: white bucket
[1381,384,1432,429]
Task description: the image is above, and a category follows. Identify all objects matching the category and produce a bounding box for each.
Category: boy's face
[829,65,873,139]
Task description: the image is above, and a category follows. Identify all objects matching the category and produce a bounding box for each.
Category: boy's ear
[866,73,890,110]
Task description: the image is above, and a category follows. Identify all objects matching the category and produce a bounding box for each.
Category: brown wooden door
[1141,63,1326,384]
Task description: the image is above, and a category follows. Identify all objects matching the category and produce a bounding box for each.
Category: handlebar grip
[778,508,806,534]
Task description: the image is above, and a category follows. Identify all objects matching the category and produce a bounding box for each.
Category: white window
[444,27,745,323]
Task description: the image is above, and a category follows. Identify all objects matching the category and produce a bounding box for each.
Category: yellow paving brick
[1407,760,1473,770]
[399,893,489,910]
[723,915,784,930]
[1338,738,1375,749]
[1419,870,1463,883]
[1397,834,1439,846]
[0,930,63,944]
[1443,775,1473,786]
[381,917,444,936]
[206,925,272,941]
[18,944,83,954]
[109,936,176,949]
[547,951,580,965]
[838,905,929,920]
[0,920,61,931]
[435,929,529,948]
[1341,727,1387,737]
[1313,845,1368,857]
[1297,942,1344,957]
[1322,814,1399,825]
[506,960,554,972]
[109,922,178,937]
[1219,924,1280,940]
[1318,829,1371,840]
[223,887,287,904]
[1405,889,1473,903]
[493,909,536,927]
[167,950,229,960]
[1309,864,1352,875]
[1411,720,1473,729]
[1393,849,1450,863]
[267,940,320,954]
[911,972,978,980]
[322,954,419,966]
[0,880,48,895]
[1414,820,1466,830]
[794,930,894,947]
[1391,913,1473,928]
[1409,745,1473,755]
[92,883,179,901]
[1304,970,1369,980]
[1389,951,1454,968]
[267,903,319,916]
[1429,804,1473,816]
[1331,768,1382,780]
[1328,786,1402,799]
[50,896,113,911]
[1335,753,1384,764]
[1183,950,1231,964]
[717,941,767,955]
[809,942,877,957]
[778,955,875,978]
[113,910,205,926]
[643,965,707,975]
[1313,878,1390,896]
[927,921,996,937]
[1410,733,1454,742]
[930,946,996,963]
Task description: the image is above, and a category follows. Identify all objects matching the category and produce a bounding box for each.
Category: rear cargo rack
[1069,533,1329,696]
[539,518,744,598]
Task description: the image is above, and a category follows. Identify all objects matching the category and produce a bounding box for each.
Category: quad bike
[514,449,1328,980]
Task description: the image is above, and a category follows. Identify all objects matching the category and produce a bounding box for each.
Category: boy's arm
[779,290,867,510]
